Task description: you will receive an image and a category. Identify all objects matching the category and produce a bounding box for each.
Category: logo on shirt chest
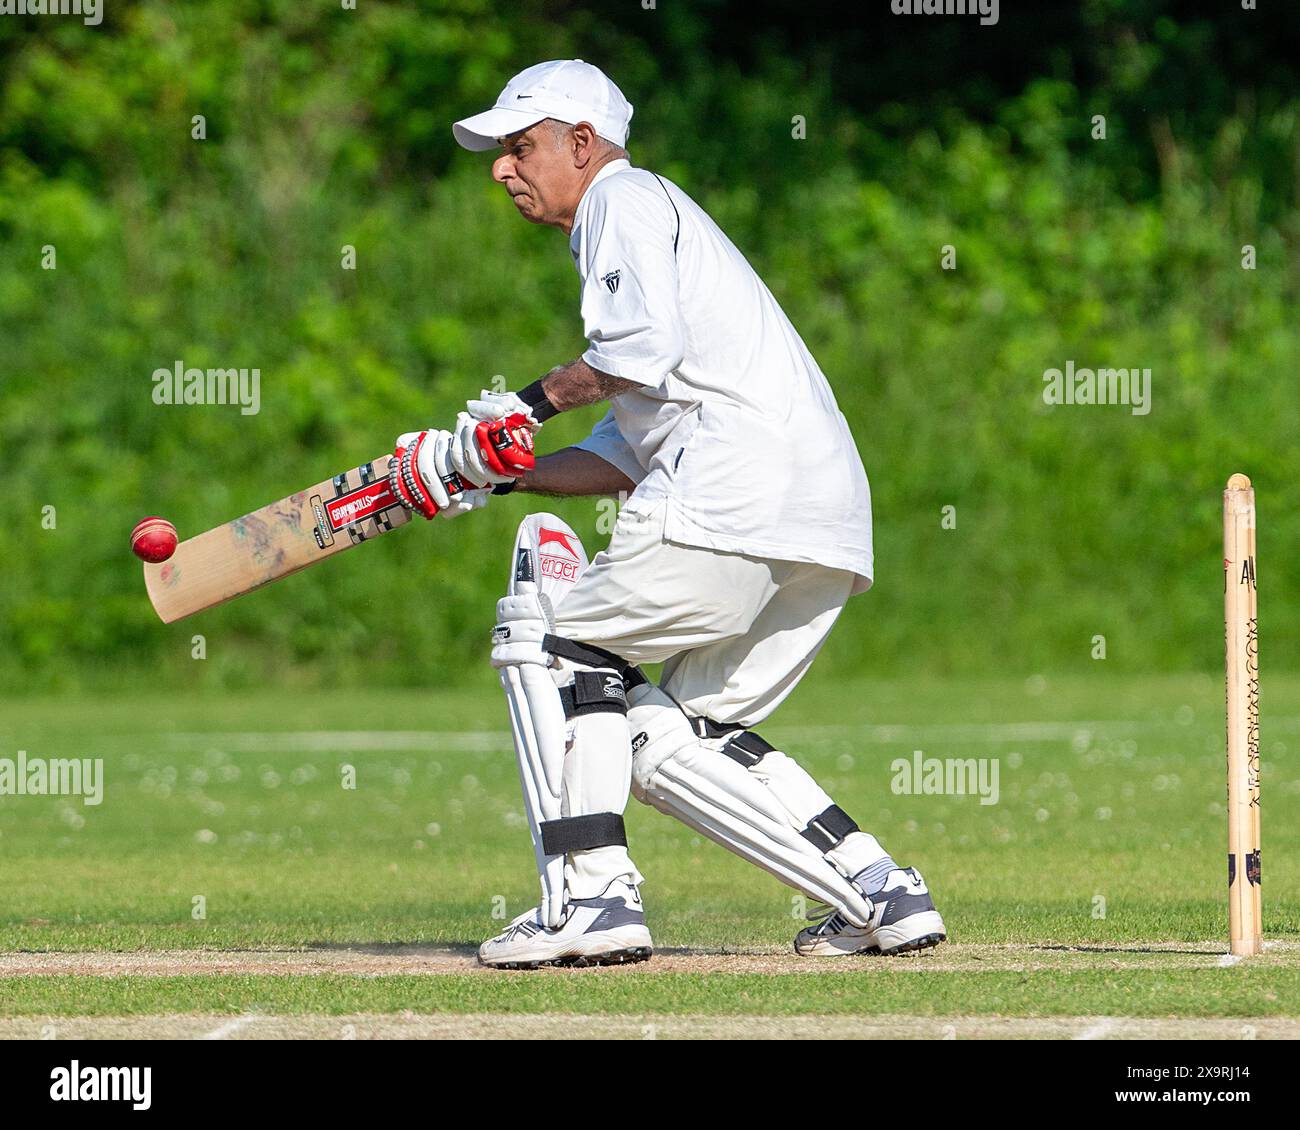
[601,269,621,294]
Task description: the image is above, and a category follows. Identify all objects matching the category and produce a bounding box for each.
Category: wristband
[518,380,559,423]
[491,480,518,496]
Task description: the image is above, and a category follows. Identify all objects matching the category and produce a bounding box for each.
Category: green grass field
[2,672,1297,1036]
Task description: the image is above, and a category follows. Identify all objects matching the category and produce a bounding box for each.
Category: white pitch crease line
[795,721,1140,743]
[798,716,1300,742]
[1075,1018,1117,1040]
[152,723,1146,752]
[165,724,1135,748]
[201,1014,263,1040]
[163,731,509,753]
[43,714,1300,754]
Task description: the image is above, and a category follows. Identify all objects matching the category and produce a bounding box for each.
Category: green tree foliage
[0,2,1296,690]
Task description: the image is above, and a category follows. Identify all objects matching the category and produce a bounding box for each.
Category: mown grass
[5,966,1299,1019]
[1,674,1297,981]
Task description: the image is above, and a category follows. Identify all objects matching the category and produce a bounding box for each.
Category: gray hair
[542,118,626,159]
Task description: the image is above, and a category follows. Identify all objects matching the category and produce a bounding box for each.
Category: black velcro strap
[540,813,627,855]
[542,634,647,693]
[722,730,775,766]
[544,633,629,671]
[690,717,776,767]
[559,670,628,718]
[692,716,730,739]
[800,804,860,852]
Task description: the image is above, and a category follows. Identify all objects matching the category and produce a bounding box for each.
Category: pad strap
[543,634,649,690]
[559,670,629,718]
[540,813,628,855]
[800,804,860,851]
[720,730,775,767]
[691,717,777,767]
[691,717,860,849]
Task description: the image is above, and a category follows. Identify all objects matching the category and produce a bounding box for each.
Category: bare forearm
[506,359,637,495]
[517,447,636,497]
[539,358,637,412]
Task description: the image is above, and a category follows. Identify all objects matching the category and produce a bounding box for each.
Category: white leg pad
[494,513,640,926]
[628,685,875,926]
[554,656,641,900]
[500,661,568,927]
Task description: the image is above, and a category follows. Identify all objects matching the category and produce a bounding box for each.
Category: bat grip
[396,414,534,518]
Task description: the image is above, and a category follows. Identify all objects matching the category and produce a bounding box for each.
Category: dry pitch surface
[3,942,1295,1040]
[1,1014,1294,1040]
[0,940,1290,977]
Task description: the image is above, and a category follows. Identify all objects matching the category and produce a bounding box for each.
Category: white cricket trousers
[553,501,856,726]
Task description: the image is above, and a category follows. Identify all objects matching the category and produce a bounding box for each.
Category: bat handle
[395,414,534,518]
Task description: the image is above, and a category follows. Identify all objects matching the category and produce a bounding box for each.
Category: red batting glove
[475,412,535,479]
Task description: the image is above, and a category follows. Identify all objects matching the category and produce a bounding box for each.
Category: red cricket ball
[131,516,179,563]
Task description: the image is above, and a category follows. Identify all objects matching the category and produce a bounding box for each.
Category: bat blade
[144,455,411,623]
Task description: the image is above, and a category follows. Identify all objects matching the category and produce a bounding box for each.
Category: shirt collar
[571,159,631,253]
[585,157,630,194]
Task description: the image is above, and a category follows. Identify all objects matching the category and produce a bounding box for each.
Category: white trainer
[478,879,654,969]
[794,866,947,956]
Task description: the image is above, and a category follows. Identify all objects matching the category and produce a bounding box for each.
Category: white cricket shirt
[571,159,873,592]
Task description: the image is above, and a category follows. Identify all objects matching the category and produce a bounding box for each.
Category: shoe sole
[869,931,947,956]
[793,932,948,958]
[488,946,654,971]
[863,909,948,956]
[794,905,949,957]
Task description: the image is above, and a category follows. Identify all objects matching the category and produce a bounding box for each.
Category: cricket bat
[144,455,415,623]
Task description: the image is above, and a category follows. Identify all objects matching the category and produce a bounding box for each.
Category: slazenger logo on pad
[538,527,581,582]
[327,481,397,530]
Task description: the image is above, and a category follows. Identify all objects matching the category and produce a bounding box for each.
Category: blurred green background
[1,0,1297,692]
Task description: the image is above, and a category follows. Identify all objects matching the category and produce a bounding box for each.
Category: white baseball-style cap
[452,59,634,152]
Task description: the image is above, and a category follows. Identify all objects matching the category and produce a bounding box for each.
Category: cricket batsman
[394,60,946,967]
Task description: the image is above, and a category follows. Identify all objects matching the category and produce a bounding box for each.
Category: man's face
[491,122,581,228]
